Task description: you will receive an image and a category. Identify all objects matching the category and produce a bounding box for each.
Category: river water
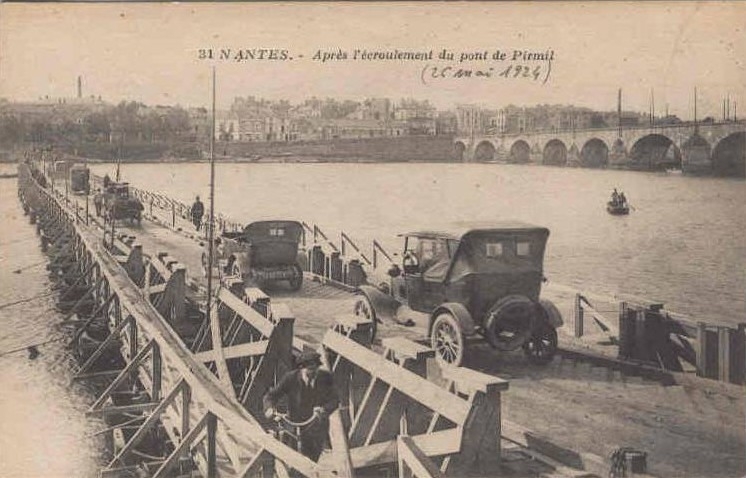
[0,160,744,476]
[92,160,745,326]
[0,164,105,477]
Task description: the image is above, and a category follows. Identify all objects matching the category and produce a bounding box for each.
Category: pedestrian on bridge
[93,188,104,216]
[191,196,204,231]
[263,350,338,461]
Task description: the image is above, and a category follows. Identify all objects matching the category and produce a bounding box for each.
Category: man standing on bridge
[190,196,204,231]
[263,350,339,461]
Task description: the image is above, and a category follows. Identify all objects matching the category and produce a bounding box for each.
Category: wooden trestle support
[18,162,620,478]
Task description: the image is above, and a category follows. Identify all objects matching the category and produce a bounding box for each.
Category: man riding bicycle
[263,350,339,461]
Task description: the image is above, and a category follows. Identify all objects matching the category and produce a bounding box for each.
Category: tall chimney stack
[77,76,82,99]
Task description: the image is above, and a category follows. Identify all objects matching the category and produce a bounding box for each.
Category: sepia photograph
[0,2,744,477]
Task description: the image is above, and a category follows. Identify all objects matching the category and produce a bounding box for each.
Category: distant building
[456,105,489,136]
[435,111,458,135]
[216,111,240,141]
[321,118,387,140]
[393,99,436,135]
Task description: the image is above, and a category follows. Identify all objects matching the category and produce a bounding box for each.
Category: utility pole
[617,88,622,137]
[694,86,698,131]
[723,98,725,121]
[205,66,217,328]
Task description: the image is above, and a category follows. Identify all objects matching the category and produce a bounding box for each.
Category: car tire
[288,264,303,292]
[353,293,377,345]
[484,295,537,352]
[430,312,464,367]
[522,322,558,365]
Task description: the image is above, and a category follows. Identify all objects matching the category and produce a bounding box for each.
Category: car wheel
[288,264,303,291]
[352,293,377,345]
[231,260,242,278]
[484,295,537,352]
[522,322,558,365]
[430,312,464,367]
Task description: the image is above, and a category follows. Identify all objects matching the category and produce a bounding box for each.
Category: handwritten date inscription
[422,62,551,85]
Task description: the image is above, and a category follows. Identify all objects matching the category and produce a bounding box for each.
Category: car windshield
[406,236,457,281]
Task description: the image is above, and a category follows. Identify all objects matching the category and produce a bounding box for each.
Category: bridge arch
[630,134,680,171]
[580,138,609,168]
[509,140,531,163]
[711,132,746,178]
[454,141,467,162]
[542,139,568,166]
[474,140,496,162]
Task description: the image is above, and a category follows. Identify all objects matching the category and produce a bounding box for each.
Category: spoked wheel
[230,260,243,278]
[288,264,303,292]
[352,294,377,345]
[522,322,558,365]
[430,312,464,367]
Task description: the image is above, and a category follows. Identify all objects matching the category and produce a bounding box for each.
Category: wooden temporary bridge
[15,159,745,478]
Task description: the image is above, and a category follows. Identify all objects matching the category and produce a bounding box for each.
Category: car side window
[516,241,531,257]
[485,242,504,257]
[420,239,436,263]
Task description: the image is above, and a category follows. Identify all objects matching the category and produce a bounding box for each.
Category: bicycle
[270,412,320,454]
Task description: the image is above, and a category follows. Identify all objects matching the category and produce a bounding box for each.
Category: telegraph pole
[205,67,217,322]
[617,88,622,137]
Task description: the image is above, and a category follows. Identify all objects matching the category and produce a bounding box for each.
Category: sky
[0,2,744,119]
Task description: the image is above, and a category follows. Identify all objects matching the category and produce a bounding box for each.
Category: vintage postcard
[0,2,744,478]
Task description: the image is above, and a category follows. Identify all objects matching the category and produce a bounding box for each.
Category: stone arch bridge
[455,121,746,177]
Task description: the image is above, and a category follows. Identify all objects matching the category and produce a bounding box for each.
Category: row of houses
[456,104,651,136]
[207,97,458,142]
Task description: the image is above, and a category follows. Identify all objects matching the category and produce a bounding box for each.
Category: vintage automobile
[49,160,72,182]
[353,222,563,366]
[103,182,144,225]
[69,164,90,195]
[202,220,305,291]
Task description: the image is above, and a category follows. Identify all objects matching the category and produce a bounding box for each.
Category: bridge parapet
[323,321,508,475]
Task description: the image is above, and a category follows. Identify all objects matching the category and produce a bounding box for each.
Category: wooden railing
[573,292,746,385]
[20,164,327,477]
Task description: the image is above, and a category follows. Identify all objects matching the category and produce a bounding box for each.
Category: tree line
[0,100,197,148]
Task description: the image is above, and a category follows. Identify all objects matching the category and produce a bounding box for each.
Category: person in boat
[263,350,339,461]
[611,188,620,206]
[619,192,628,207]
[190,196,204,231]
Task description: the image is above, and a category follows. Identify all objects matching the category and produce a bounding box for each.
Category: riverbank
[2,135,459,163]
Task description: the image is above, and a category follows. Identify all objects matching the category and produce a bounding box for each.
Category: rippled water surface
[0,164,105,478]
[0,159,745,475]
[91,161,746,326]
